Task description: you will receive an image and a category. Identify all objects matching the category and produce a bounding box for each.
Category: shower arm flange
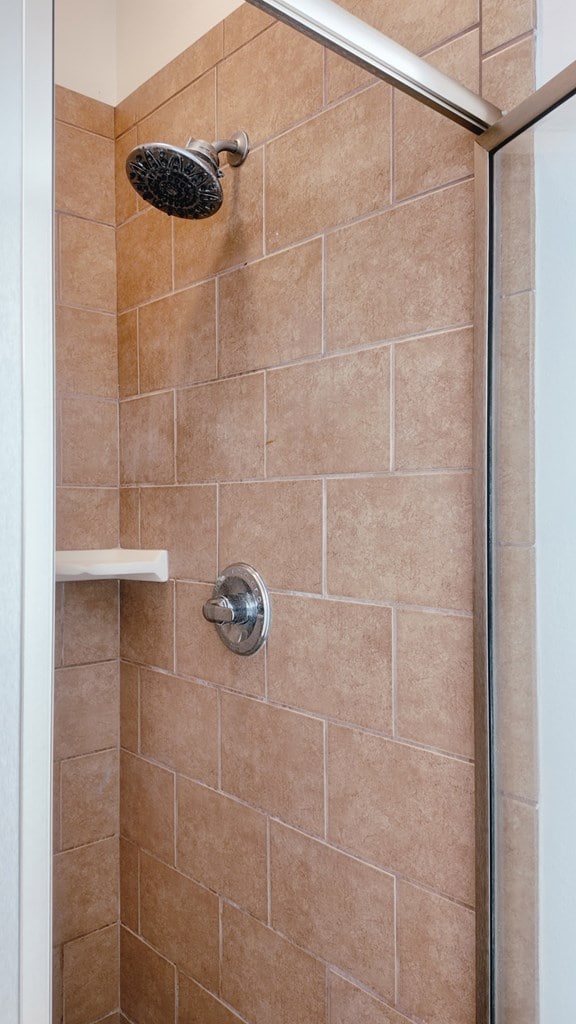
[213,131,250,167]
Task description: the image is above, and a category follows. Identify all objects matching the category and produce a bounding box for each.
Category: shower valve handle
[202,596,236,624]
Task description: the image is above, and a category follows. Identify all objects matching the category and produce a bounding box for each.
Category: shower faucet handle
[201,564,271,656]
[202,596,235,624]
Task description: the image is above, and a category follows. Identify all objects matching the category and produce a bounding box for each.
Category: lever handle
[202,596,235,624]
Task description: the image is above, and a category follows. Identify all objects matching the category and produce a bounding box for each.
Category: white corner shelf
[55,549,169,583]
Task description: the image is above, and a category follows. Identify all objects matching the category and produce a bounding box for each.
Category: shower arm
[245,0,502,134]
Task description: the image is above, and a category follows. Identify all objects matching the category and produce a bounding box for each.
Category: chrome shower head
[125,131,250,220]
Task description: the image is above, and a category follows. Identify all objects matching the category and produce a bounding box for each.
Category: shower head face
[126,142,223,219]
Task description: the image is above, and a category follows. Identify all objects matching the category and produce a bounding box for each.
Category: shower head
[125,131,250,220]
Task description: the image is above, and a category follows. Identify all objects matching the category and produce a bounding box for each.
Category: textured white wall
[55,0,117,104]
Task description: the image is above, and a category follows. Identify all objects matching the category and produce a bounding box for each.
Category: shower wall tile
[498,796,538,1021]
[120,838,139,931]
[482,36,535,112]
[118,310,139,398]
[119,487,140,548]
[119,391,175,485]
[138,281,217,392]
[178,974,245,1024]
[59,215,117,312]
[334,0,479,55]
[325,51,376,105]
[116,207,172,311]
[139,485,217,581]
[60,749,119,850]
[62,580,119,666]
[120,751,175,863]
[116,126,139,224]
[140,668,219,784]
[53,837,118,945]
[120,927,176,1024]
[56,305,117,398]
[54,662,119,761]
[223,3,275,55]
[61,397,118,486]
[120,579,175,671]
[57,487,118,549]
[329,973,413,1024]
[482,0,535,52]
[265,83,391,251]
[55,122,115,224]
[55,85,114,138]
[62,924,119,1024]
[218,239,323,376]
[120,661,139,754]
[217,21,323,146]
[138,71,216,155]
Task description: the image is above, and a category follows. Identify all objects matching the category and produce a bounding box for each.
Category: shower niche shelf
[55,549,169,583]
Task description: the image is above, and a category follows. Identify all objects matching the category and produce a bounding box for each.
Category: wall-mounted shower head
[125,131,250,220]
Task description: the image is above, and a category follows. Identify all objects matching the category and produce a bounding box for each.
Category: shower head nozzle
[125,131,250,220]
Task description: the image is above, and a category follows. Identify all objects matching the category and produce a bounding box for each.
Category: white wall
[55,0,117,104]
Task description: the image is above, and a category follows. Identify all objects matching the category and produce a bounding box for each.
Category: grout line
[323,719,329,841]
[391,607,398,739]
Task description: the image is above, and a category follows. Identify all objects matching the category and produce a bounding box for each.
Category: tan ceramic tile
[61,749,118,850]
[174,147,263,287]
[397,610,474,757]
[495,293,534,544]
[120,750,175,863]
[118,310,138,399]
[218,239,323,376]
[335,0,478,53]
[140,852,219,987]
[177,777,268,919]
[268,594,392,730]
[120,926,175,1024]
[394,329,473,469]
[56,86,114,137]
[139,282,217,392]
[140,486,216,581]
[397,881,475,1024]
[61,397,118,486]
[267,347,390,476]
[219,480,323,592]
[53,837,118,945]
[62,580,119,665]
[175,581,266,696]
[56,487,118,550]
[221,903,326,1024]
[53,944,63,1024]
[56,306,117,398]
[54,661,118,759]
[495,546,537,800]
[53,761,62,856]
[271,821,395,998]
[178,973,245,1023]
[498,796,538,1022]
[120,487,140,548]
[328,725,475,903]
[120,661,139,753]
[176,374,265,483]
[482,37,535,112]
[63,924,118,1024]
[482,0,535,52]
[218,22,323,146]
[224,4,275,55]
[497,134,535,295]
[116,126,139,225]
[55,583,64,669]
[59,215,116,312]
[327,183,473,351]
[266,84,391,251]
[140,669,218,784]
[120,392,175,485]
[120,579,175,671]
[325,52,376,104]
[55,122,115,224]
[221,692,325,833]
[428,28,480,93]
[116,208,172,311]
[139,71,216,152]
[120,837,139,931]
[327,474,473,609]
[329,972,413,1024]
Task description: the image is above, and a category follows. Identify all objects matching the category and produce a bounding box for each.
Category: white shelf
[55,549,169,583]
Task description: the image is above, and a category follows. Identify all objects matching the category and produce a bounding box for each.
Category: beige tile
[140,669,218,784]
[56,487,118,550]
[56,86,114,137]
[218,240,323,376]
[59,215,116,312]
[395,329,473,469]
[61,749,118,850]
[56,305,117,398]
[174,147,263,287]
[116,126,139,225]
[326,182,474,350]
[118,310,138,399]
[397,610,474,758]
[218,21,323,146]
[177,777,268,919]
[53,837,118,945]
[140,852,219,988]
[178,973,245,1024]
[54,661,118,759]
[120,837,139,931]
[139,282,217,392]
[328,725,475,903]
[120,750,175,863]
[61,397,118,485]
[266,84,391,251]
[120,392,175,485]
[397,881,475,1024]
[175,581,266,696]
[53,760,61,854]
[268,594,392,730]
[120,487,140,548]
[55,583,64,669]
[482,37,535,112]
[221,903,326,1024]
[271,821,395,998]
[221,692,324,833]
[330,972,413,1024]
[223,4,275,54]
[498,796,538,1022]
[63,924,118,1024]
[219,480,323,592]
[325,52,376,104]
[267,347,390,476]
[335,0,478,54]
[53,944,63,1024]
[121,926,175,1024]
[327,474,473,609]
[497,134,535,295]
[140,486,217,581]
[120,580,175,671]
[139,71,216,152]
[176,374,265,483]
[120,661,139,754]
[55,122,115,224]
[116,208,172,311]
[62,580,119,665]
[482,0,535,52]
